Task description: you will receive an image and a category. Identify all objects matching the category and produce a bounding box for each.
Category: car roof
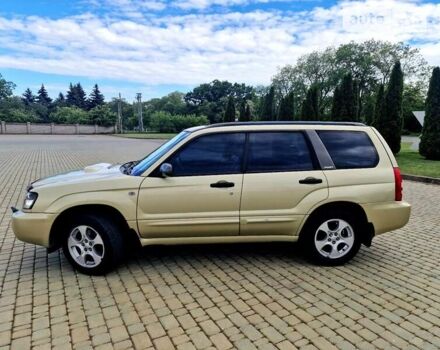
[186,121,365,132]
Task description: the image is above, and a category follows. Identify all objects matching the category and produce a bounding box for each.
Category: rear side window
[317,131,379,169]
[246,132,315,172]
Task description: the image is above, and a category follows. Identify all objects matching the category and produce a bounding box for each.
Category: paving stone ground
[0,134,439,350]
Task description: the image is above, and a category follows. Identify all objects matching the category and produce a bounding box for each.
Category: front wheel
[62,214,124,275]
[301,212,362,265]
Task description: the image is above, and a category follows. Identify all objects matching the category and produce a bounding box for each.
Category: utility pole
[117,93,123,133]
[136,93,144,132]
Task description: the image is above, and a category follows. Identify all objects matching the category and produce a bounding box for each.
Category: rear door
[240,131,328,236]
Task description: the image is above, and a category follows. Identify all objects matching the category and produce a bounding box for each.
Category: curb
[402,174,440,185]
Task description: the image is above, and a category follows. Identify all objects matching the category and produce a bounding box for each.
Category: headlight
[23,192,38,209]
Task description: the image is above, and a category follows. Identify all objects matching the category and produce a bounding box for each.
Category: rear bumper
[11,210,56,247]
[361,201,411,235]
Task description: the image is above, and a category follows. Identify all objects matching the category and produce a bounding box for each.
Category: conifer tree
[244,103,252,122]
[372,84,385,127]
[376,61,404,154]
[66,83,87,109]
[261,86,275,120]
[419,67,440,160]
[224,96,236,122]
[331,73,357,121]
[238,100,246,121]
[22,88,35,105]
[300,85,319,121]
[36,84,52,106]
[87,84,105,110]
[278,91,295,121]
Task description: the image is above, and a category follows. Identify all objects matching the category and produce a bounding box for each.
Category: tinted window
[246,132,314,172]
[317,131,379,169]
[168,133,245,176]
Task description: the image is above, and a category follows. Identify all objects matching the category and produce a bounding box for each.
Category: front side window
[131,131,190,176]
[168,133,245,176]
[246,132,315,172]
[317,130,379,169]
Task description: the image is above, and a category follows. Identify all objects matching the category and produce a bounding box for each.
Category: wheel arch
[300,201,374,247]
[49,204,140,251]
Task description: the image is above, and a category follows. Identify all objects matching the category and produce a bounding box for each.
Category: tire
[62,213,125,275]
[300,210,362,265]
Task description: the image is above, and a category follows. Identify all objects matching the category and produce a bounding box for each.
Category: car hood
[31,163,123,189]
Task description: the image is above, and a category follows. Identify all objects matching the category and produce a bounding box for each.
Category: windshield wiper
[120,160,140,175]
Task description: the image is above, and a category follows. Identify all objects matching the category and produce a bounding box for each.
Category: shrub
[88,105,117,126]
[0,97,39,122]
[50,107,89,124]
[149,112,209,133]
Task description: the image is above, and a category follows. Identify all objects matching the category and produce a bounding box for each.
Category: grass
[114,133,176,139]
[397,142,440,178]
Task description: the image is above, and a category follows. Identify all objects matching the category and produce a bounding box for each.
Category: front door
[137,132,246,238]
[240,131,328,236]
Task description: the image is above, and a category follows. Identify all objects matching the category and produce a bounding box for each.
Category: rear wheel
[62,214,124,275]
[301,211,362,265]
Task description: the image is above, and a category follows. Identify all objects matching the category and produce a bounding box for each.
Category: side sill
[139,235,299,246]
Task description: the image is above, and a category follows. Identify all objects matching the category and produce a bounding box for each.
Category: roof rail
[203,121,366,128]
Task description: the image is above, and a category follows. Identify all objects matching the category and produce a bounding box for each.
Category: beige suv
[12,122,411,275]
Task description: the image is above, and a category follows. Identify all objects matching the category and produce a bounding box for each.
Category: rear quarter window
[317,130,379,169]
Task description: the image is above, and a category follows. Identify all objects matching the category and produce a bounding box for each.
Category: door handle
[210,180,235,188]
[299,177,323,185]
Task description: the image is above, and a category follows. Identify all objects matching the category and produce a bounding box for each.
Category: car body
[12,122,411,274]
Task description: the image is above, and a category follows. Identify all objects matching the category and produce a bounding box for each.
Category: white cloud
[0,0,439,93]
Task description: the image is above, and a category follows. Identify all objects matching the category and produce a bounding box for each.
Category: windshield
[131,131,190,176]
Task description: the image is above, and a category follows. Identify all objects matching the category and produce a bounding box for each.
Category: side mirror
[159,163,173,177]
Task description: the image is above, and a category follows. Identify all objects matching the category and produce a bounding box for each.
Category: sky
[0,0,439,101]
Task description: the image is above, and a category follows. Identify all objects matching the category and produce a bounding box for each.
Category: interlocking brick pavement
[0,134,439,350]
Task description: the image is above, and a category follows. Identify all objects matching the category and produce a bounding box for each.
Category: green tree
[261,86,275,120]
[22,88,35,105]
[239,100,246,121]
[36,84,52,106]
[49,107,89,124]
[185,80,254,123]
[331,86,341,120]
[53,92,67,108]
[66,83,87,109]
[278,91,295,121]
[419,67,440,160]
[372,84,385,127]
[272,40,429,121]
[108,97,137,130]
[376,61,404,154]
[244,104,252,122]
[224,96,236,122]
[150,112,209,133]
[0,73,15,100]
[300,85,319,120]
[402,83,425,133]
[0,96,38,122]
[331,73,358,121]
[88,105,117,126]
[87,84,105,110]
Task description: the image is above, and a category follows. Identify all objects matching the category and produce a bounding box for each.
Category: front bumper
[362,201,411,235]
[11,210,56,247]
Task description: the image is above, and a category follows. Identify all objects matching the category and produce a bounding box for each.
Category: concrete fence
[0,121,116,135]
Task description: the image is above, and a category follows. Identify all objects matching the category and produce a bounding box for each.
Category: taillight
[393,167,403,201]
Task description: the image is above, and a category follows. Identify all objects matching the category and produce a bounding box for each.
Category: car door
[137,132,246,238]
[240,131,328,236]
